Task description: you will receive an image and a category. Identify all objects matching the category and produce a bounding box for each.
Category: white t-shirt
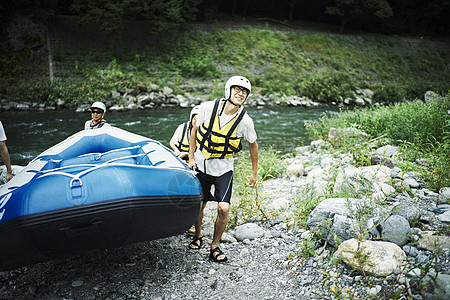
[171,123,186,143]
[194,100,257,176]
[0,121,7,141]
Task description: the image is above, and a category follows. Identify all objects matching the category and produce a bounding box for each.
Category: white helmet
[190,105,200,121]
[225,76,251,100]
[91,101,106,113]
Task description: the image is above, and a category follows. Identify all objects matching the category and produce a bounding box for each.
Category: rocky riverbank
[257,136,450,299]
[0,83,385,113]
[1,128,449,299]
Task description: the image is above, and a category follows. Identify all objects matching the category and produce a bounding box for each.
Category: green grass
[1,27,449,106]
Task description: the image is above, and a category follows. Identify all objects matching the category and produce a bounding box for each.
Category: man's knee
[217,202,229,217]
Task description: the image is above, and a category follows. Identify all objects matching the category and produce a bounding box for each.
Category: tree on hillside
[325,0,393,32]
[69,0,202,34]
[287,0,298,22]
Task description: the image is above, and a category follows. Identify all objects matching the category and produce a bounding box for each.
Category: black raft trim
[0,194,203,232]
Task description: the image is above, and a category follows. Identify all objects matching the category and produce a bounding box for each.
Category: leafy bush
[234,147,284,188]
[309,96,448,145]
[3,79,52,103]
[372,82,406,103]
[179,56,221,79]
[290,189,323,228]
[261,65,298,96]
[299,70,356,102]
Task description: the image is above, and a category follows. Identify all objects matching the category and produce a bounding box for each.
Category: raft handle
[70,177,83,198]
[69,177,83,188]
[59,218,104,238]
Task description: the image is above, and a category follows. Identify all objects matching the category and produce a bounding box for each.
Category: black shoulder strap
[181,122,188,140]
[198,99,220,151]
[177,122,188,149]
[227,107,246,136]
[220,107,247,158]
[207,99,221,133]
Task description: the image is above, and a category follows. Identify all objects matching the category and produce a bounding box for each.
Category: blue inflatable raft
[0,127,203,271]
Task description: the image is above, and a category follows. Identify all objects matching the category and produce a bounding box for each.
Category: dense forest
[1,0,449,37]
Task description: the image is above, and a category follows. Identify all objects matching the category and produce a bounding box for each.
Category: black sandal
[189,236,202,250]
[209,247,228,263]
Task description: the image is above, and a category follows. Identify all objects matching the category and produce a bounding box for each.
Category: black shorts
[196,170,233,204]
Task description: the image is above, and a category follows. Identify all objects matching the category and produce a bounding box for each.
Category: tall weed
[230,148,284,228]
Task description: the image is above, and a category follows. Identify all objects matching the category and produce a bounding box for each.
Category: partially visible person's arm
[169,139,180,156]
[248,141,258,187]
[0,141,13,182]
[188,125,199,170]
[170,124,184,156]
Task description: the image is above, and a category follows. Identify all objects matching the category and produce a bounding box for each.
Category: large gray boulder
[409,268,450,300]
[391,200,421,223]
[371,155,395,168]
[417,231,450,252]
[380,215,411,246]
[438,210,450,223]
[333,165,393,200]
[306,197,384,246]
[234,223,265,241]
[374,145,399,157]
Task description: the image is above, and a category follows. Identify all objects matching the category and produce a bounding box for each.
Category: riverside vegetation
[0,23,449,107]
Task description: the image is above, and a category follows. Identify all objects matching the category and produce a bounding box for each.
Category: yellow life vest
[175,121,190,152]
[196,99,246,159]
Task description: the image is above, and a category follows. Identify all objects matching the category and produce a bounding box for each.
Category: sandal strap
[189,236,202,249]
[210,247,223,255]
[210,247,227,262]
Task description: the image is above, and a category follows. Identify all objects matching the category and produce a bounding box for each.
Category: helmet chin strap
[227,98,240,107]
[219,98,239,116]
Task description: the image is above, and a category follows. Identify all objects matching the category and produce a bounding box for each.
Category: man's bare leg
[210,202,229,260]
[189,202,207,249]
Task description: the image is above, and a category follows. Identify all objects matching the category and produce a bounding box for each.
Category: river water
[0,106,336,166]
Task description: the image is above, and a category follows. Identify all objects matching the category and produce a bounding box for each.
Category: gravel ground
[0,202,329,300]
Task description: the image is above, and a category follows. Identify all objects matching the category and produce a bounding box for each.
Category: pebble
[71,280,84,287]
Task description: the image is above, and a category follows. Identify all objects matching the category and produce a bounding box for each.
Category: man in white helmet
[84,101,111,130]
[188,76,258,262]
